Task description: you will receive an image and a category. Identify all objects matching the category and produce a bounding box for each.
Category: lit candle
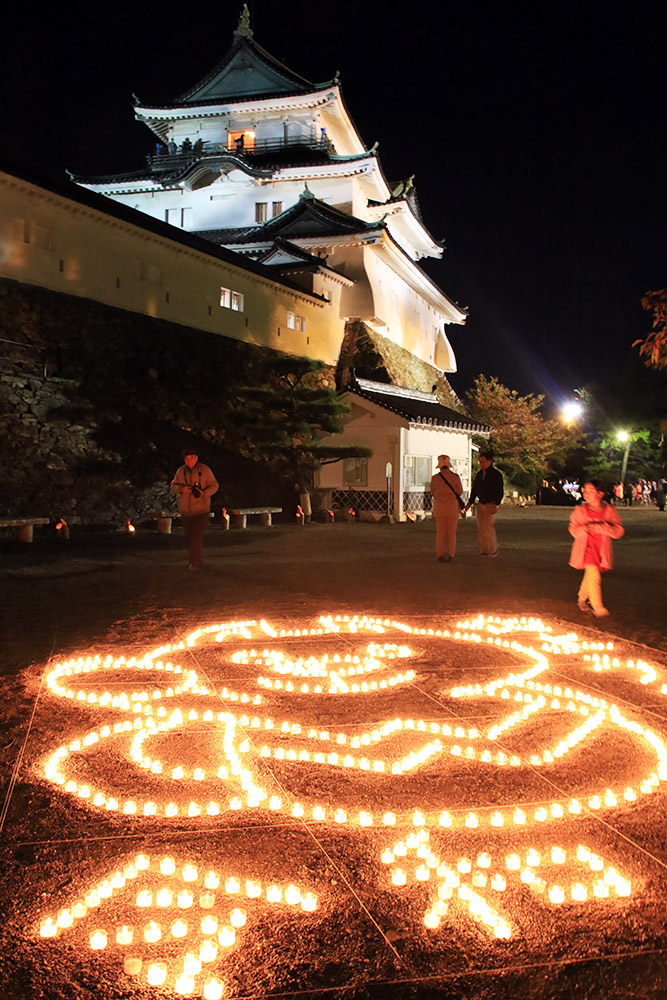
[245,880,262,898]
[205,871,220,889]
[284,885,301,905]
[225,877,240,894]
[174,973,196,995]
[116,925,133,945]
[218,926,236,947]
[392,869,407,886]
[301,892,317,911]
[146,962,167,986]
[230,908,247,927]
[182,864,198,882]
[160,857,176,875]
[144,920,161,942]
[203,978,225,1000]
[177,891,193,909]
[200,939,218,963]
[170,919,188,938]
[201,915,218,935]
[183,953,202,975]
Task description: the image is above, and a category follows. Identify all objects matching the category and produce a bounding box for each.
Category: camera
[191,483,202,499]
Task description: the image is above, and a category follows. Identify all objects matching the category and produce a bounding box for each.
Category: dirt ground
[1,507,666,999]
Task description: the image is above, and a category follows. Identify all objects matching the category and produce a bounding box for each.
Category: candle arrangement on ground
[31,612,667,995]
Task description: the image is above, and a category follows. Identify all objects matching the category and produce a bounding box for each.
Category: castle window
[344,458,368,487]
[404,455,431,488]
[227,129,255,153]
[255,202,268,223]
[147,263,162,285]
[287,311,306,332]
[220,287,244,311]
[33,224,52,250]
[11,218,29,243]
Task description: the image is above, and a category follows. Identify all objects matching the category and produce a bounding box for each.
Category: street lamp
[617,431,631,483]
[562,401,583,426]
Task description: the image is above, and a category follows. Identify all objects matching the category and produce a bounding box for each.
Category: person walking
[463,452,504,556]
[568,480,624,617]
[171,448,219,571]
[430,455,464,562]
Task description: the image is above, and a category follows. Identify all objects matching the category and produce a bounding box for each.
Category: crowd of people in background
[611,479,666,509]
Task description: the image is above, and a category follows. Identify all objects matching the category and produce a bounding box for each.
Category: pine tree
[232,356,371,488]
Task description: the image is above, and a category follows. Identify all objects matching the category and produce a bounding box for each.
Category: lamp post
[562,400,583,426]
[617,431,631,484]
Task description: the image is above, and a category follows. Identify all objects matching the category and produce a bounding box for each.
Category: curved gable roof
[177,21,330,105]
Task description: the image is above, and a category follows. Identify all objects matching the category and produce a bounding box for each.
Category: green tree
[635,290,667,371]
[232,356,371,488]
[576,377,666,484]
[466,375,580,491]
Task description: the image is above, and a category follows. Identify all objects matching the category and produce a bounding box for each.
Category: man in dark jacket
[464,452,504,556]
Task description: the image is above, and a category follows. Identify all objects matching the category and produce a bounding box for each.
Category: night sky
[2,1,665,411]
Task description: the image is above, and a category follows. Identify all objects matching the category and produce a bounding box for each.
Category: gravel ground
[1,507,666,999]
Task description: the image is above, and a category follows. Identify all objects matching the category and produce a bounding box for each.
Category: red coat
[568,502,624,571]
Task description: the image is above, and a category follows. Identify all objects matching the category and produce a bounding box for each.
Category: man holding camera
[171,449,219,570]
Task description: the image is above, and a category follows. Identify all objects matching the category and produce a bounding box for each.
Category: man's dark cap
[182,447,199,458]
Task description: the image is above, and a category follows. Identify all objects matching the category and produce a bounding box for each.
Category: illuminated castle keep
[74,6,465,376]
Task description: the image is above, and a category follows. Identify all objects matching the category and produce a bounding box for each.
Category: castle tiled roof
[348,377,488,432]
[169,13,333,106]
[194,190,381,246]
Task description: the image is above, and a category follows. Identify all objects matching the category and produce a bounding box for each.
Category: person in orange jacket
[568,480,624,617]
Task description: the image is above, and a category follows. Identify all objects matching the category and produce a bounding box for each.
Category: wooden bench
[0,517,50,543]
[229,507,282,529]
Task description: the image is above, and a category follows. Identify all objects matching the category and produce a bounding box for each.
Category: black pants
[182,512,209,568]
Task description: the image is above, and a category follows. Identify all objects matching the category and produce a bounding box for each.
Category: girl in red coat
[568,481,624,617]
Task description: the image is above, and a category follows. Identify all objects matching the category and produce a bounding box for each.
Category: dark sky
[1,1,665,410]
